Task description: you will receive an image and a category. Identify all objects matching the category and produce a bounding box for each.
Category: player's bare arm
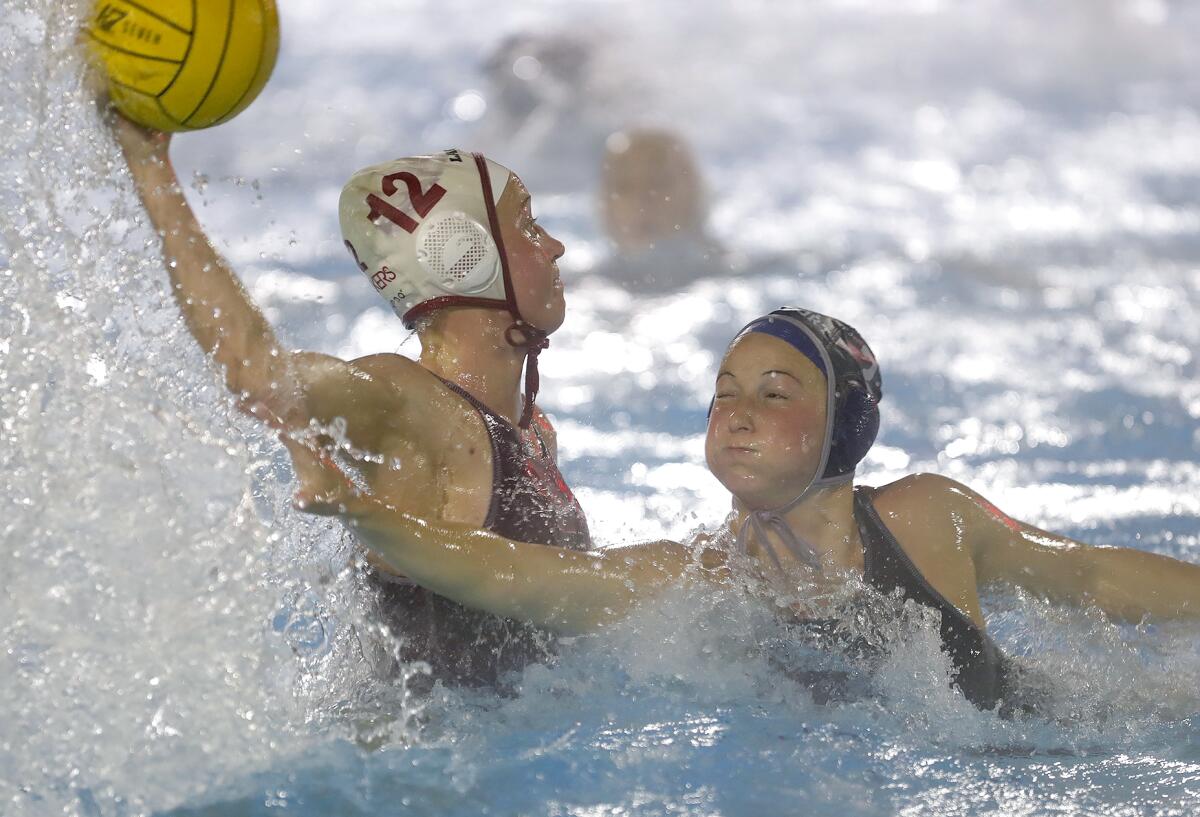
[111,116,426,455]
[936,476,1200,621]
[336,493,709,635]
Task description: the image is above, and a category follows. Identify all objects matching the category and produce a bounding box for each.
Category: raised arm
[329,495,712,634]
[111,116,302,421]
[110,114,409,459]
[946,478,1200,622]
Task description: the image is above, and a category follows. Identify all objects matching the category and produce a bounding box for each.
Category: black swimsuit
[854,485,1014,710]
[367,378,591,688]
[783,487,1016,711]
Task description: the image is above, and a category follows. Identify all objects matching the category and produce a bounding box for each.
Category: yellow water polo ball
[86,0,280,132]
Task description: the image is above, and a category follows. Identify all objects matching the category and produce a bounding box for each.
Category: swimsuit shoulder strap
[853,485,1011,710]
[435,374,505,424]
[432,374,505,530]
[854,484,970,619]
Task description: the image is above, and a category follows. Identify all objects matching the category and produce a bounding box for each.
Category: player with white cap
[112,117,590,687]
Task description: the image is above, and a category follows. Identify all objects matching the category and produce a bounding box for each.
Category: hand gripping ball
[86,0,280,132]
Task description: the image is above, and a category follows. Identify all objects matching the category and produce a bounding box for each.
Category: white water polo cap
[339,148,516,328]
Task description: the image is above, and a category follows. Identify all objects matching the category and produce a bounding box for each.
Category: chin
[713,462,810,511]
[516,300,566,334]
[535,308,566,334]
[712,464,766,502]
[542,300,567,332]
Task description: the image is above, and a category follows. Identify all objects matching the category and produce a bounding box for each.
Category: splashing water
[0,3,421,813]
[4,0,1200,815]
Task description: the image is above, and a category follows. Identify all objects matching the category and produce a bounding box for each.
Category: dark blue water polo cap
[733,307,883,485]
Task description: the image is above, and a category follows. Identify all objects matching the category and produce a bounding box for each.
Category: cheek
[763,407,824,457]
[513,243,552,291]
[703,419,719,464]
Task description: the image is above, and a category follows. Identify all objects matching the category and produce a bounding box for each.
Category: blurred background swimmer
[591,127,733,292]
[311,307,1200,714]
[474,30,635,194]
[474,30,741,294]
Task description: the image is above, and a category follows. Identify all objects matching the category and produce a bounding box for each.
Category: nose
[725,398,754,433]
[542,227,566,261]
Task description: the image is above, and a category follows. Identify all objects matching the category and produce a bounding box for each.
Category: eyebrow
[716,369,802,383]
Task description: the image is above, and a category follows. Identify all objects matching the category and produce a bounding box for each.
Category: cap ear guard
[826,378,880,480]
[415,211,502,294]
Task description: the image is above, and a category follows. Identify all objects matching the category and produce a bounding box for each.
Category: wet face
[704,332,829,511]
[495,176,567,333]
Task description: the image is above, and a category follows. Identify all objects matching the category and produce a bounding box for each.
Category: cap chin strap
[504,322,549,428]
[734,471,854,575]
[474,152,546,429]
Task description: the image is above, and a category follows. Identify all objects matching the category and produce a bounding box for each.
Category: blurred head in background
[601,127,708,255]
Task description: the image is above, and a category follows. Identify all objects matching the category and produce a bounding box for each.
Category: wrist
[111,114,173,168]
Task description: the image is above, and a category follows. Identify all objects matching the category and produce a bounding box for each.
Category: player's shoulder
[868,472,975,520]
[347,352,456,401]
[293,351,469,421]
[348,351,424,379]
[286,350,420,398]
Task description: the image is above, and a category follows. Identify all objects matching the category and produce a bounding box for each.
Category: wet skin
[705,332,828,512]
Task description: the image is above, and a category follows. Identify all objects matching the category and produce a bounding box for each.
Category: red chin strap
[475,152,546,429]
[504,322,550,428]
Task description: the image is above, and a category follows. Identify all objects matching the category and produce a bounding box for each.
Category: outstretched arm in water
[324,494,723,634]
[922,475,1200,622]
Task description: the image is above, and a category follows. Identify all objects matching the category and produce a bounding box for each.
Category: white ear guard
[415,211,501,295]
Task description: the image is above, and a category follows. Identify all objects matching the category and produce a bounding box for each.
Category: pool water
[3,1,1199,815]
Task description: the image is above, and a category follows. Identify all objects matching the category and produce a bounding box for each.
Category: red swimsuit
[368,378,591,687]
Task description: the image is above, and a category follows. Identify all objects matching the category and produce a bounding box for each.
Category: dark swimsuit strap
[433,374,554,531]
[853,485,1010,709]
[853,486,969,618]
[435,374,550,455]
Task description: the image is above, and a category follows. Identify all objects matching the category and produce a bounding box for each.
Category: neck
[418,307,527,424]
[733,480,862,572]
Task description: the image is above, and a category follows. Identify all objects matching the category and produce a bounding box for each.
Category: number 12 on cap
[366,172,446,233]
